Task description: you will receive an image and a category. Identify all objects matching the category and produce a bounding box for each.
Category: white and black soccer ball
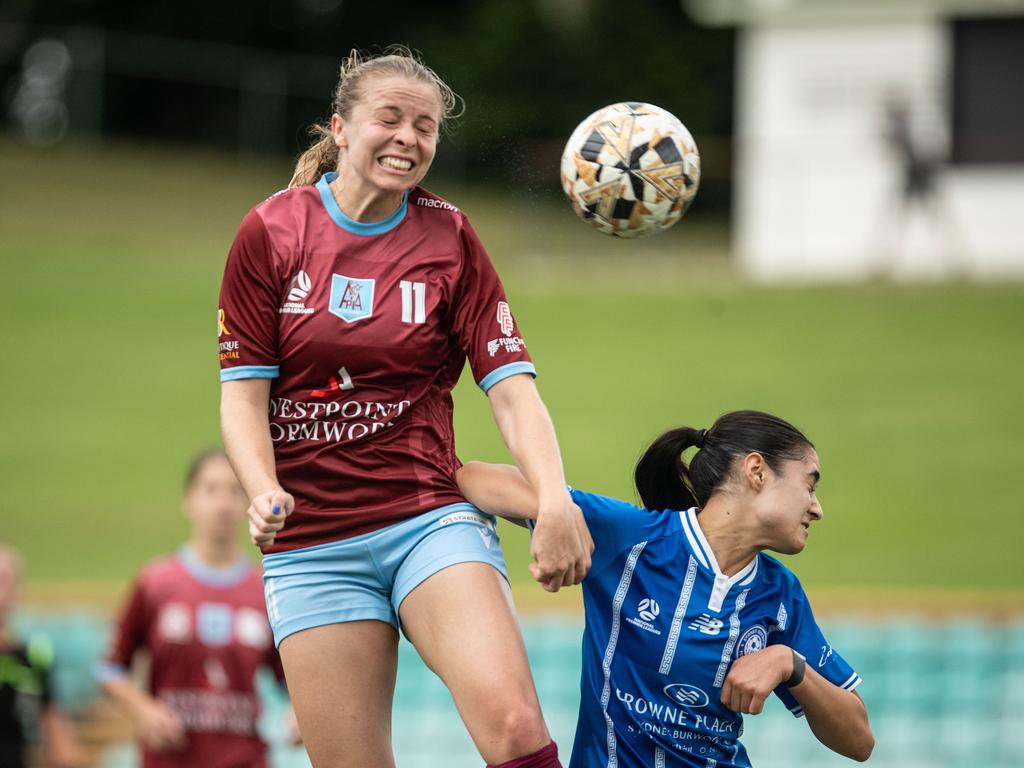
[560,102,700,238]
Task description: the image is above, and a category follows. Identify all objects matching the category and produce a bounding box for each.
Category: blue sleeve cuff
[220,365,280,382]
[478,362,537,393]
[93,661,129,683]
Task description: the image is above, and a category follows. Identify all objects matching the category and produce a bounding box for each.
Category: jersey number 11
[400,280,426,324]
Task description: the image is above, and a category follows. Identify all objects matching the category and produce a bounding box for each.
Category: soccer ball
[560,102,700,238]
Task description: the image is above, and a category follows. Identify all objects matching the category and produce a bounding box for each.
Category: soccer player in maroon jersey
[218,47,589,768]
[96,450,292,768]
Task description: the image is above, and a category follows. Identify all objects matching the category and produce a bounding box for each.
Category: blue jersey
[567,490,861,768]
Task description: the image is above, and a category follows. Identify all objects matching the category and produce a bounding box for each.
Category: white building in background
[687,0,1024,280]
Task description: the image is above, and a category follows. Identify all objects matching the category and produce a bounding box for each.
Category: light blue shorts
[262,503,507,647]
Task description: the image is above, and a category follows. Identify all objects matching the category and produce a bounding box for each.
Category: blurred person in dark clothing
[874,91,967,278]
[0,545,84,768]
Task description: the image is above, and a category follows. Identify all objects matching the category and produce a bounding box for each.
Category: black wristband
[784,649,806,688]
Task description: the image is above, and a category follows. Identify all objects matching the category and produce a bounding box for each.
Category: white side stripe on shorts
[265,578,280,624]
[601,541,646,768]
[659,556,698,675]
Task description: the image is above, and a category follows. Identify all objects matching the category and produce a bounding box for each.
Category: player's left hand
[720,644,792,714]
[529,497,593,592]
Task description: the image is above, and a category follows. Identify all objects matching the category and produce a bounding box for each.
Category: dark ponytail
[634,410,814,511]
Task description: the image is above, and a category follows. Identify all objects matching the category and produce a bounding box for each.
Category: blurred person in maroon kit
[96,450,296,768]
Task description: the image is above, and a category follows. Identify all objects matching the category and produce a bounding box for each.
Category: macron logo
[415,197,459,212]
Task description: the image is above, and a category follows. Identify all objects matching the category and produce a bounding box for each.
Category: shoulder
[229,185,321,256]
[253,184,317,219]
[407,187,471,238]
[570,488,678,531]
[570,488,638,515]
[756,552,806,595]
[134,554,184,591]
[408,186,462,216]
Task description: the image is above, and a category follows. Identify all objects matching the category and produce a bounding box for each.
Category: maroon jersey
[100,549,283,768]
[218,175,535,552]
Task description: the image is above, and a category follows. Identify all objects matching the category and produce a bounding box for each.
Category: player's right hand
[136,700,186,752]
[529,498,593,592]
[248,488,295,548]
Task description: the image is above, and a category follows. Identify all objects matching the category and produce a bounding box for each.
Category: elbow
[846,729,874,762]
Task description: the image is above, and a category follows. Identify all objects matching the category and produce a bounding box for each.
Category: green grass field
[3,141,1022,598]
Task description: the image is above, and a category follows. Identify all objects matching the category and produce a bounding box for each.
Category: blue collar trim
[178,547,252,588]
[316,172,408,235]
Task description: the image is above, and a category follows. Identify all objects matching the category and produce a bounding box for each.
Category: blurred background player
[458,410,873,767]
[95,450,293,768]
[0,545,83,768]
[221,47,589,768]
[874,90,967,278]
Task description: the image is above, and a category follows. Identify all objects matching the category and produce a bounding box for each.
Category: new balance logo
[689,613,724,636]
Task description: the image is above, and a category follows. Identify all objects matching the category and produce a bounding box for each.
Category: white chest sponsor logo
[689,613,724,636]
[280,270,315,315]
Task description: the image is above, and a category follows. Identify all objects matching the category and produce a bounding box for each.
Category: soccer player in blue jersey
[457,410,874,767]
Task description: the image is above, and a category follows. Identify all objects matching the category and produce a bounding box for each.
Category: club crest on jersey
[197,603,233,647]
[329,274,375,323]
[736,625,769,658]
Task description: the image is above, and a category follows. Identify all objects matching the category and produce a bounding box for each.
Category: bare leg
[400,563,552,764]
[278,621,399,768]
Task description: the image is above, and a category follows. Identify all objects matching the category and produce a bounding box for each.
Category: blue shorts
[262,503,507,647]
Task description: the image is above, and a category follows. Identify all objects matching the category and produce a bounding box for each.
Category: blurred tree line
[3,0,733,208]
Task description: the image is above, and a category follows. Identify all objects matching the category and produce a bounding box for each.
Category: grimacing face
[331,74,442,198]
[754,448,823,555]
[184,455,248,542]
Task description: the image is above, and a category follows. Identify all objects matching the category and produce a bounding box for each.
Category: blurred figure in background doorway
[0,545,84,768]
[873,90,967,279]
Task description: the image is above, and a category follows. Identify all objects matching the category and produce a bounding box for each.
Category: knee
[488,703,549,759]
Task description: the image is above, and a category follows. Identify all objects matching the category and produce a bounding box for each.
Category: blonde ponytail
[288,127,338,188]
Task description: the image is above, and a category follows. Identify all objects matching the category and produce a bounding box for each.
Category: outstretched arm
[721,645,873,761]
[456,461,537,523]
[485,375,593,591]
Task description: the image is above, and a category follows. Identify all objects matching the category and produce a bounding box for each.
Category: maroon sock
[486,741,560,768]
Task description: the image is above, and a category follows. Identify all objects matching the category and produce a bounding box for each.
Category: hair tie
[694,428,708,449]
